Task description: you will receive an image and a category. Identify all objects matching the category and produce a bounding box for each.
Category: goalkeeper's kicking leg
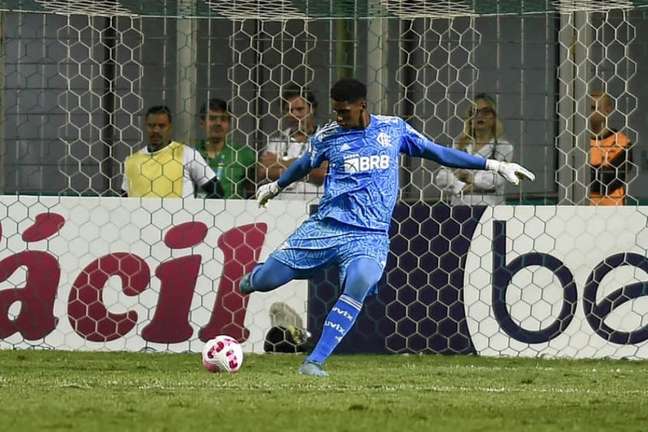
[239,257,303,294]
[299,257,383,377]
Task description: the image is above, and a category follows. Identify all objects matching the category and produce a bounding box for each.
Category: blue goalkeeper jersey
[308,115,487,233]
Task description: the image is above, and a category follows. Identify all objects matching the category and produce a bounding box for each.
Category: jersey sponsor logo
[377,132,391,148]
[324,320,346,335]
[343,154,390,173]
[332,306,355,321]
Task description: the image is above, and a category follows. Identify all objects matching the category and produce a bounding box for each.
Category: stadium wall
[0,198,647,358]
[0,197,309,353]
[310,203,648,359]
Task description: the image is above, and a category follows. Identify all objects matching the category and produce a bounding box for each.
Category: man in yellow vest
[121,106,223,198]
[589,91,633,206]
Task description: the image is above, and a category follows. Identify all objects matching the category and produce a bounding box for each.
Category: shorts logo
[343,155,390,173]
[377,132,391,148]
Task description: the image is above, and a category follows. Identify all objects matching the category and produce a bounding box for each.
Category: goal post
[0,0,647,358]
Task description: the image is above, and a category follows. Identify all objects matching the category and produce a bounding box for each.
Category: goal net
[0,0,647,358]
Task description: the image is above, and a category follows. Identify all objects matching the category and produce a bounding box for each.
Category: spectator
[196,98,256,199]
[258,84,327,202]
[121,105,223,198]
[434,93,513,205]
[589,91,633,206]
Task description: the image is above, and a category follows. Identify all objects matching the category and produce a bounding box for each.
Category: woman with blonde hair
[435,93,514,205]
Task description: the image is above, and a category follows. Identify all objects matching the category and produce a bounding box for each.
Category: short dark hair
[330,78,367,103]
[200,98,230,120]
[146,105,172,122]
[281,84,318,112]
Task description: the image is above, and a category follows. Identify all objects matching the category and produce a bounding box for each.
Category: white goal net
[0,0,647,358]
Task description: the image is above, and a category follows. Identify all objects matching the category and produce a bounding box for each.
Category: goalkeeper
[240,78,534,377]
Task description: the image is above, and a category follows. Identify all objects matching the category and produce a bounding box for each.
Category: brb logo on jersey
[343,154,390,173]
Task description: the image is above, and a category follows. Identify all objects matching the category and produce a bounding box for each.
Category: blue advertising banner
[308,204,486,354]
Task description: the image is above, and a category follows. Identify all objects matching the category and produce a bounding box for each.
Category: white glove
[256,181,282,207]
[485,159,535,186]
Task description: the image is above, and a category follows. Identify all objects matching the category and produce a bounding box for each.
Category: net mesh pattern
[0,0,647,357]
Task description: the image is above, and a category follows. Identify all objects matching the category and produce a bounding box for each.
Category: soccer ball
[201,335,244,373]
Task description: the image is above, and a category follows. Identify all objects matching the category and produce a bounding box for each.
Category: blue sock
[307,294,362,365]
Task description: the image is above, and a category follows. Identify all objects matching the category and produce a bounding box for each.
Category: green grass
[0,351,647,432]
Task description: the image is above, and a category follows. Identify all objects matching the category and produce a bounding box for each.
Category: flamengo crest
[377,132,391,147]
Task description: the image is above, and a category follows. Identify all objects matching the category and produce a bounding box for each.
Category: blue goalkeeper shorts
[269,218,389,294]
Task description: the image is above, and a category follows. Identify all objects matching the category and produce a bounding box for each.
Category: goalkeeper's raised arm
[399,120,535,186]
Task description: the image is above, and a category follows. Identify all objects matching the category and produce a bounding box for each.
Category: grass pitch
[0,350,647,432]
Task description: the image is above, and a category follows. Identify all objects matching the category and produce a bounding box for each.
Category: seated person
[258,84,327,203]
[195,98,256,199]
[435,93,513,205]
[589,91,633,206]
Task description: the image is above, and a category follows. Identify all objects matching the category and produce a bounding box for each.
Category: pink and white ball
[201,335,244,373]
